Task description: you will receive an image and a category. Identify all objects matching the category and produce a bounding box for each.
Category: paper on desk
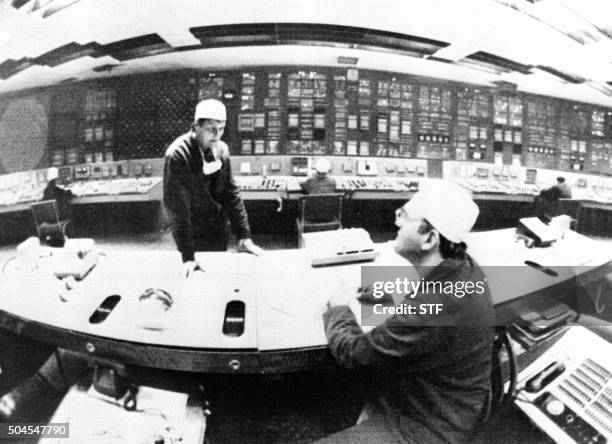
[548,235,599,265]
[264,277,352,321]
[136,386,189,420]
[87,385,188,420]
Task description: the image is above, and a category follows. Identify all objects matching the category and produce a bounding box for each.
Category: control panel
[515,327,612,443]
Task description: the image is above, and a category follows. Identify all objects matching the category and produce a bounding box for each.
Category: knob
[545,399,564,416]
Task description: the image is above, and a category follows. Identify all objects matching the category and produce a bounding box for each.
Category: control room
[0,0,611,443]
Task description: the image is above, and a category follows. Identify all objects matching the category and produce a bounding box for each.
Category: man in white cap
[300,158,336,194]
[319,180,494,443]
[163,99,263,277]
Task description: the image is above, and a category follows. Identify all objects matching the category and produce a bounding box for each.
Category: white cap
[315,158,331,174]
[194,99,226,122]
[47,167,58,181]
[403,180,479,243]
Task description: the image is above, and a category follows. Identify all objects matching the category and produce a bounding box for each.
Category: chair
[31,200,70,247]
[471,327,517,442]
[558,198,583,232]
[296,193,343,248]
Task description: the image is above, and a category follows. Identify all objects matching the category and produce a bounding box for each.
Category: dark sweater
[163,133,250,262]
[323,255,495,443]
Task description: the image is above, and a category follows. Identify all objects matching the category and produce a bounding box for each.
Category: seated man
[319,180,495,443]
[300,158,337,195]
[534,176,572,223]
[42,167,74,221]
[38,167,75,246]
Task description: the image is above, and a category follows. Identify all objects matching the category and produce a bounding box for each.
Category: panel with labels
[333,74,348,155]
[287,71,327,154]
[415,85,452,160]
[567,104,592,171]
[525,98,556,169]
[456,87,490,162]
[590,110,611,174]
[493,94,523,165]
[238,72,257,154]
[82,87,116,164]
[375,78,415,158]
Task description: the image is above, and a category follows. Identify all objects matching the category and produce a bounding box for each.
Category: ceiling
[1,0,612,106]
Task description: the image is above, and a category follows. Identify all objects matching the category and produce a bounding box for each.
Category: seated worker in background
[548,176,572,199]
[319,181,495,444]
[42,167,74,221]
[300,158,337,194]
[534,176,572,222]
[38,167,75,246]
[163,99,263,277]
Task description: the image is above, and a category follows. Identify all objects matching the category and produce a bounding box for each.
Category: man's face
[393,204,429,260]
[194,119,225,150]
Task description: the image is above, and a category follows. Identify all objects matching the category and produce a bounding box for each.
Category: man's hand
[327,281,358,308]
[328,292,357,308]
[182,260,202,278]
[238,238,264,256]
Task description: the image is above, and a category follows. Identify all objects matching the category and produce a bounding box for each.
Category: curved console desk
[0,230,611,375]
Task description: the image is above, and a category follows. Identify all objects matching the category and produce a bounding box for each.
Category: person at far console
[548,176,572,199]
[534,176,572,222]
[300,158,337,194]
[163,99,263,278]
[318,180,495,444]
[42,167,74,221]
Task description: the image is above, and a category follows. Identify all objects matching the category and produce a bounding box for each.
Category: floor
[1,229,610,443]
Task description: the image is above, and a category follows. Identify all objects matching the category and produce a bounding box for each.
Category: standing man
[163,99,263,277]
[319,181,495,443]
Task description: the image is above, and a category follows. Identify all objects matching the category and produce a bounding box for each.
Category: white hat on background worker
[47,167,58,182]
[194,99,226,122]
[403,180,479,243]
[315,158,331,174]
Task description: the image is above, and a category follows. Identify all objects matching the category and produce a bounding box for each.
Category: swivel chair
[296,193,343,248]
[31,200,70,247]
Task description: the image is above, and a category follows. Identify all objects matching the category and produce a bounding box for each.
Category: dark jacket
[541,182,572,200]
[163,133,251,262]
[42,180,74,221]
[323,255,495,443]
[300,174,337,194]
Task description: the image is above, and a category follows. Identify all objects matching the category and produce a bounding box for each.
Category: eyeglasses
[201,123,225,136]
[395,207,409,221]
[395,207,426,225]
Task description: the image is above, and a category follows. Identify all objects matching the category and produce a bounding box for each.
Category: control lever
[526,361,566,393]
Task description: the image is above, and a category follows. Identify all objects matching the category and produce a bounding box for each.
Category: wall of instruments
[1,66,612,209]
[1,66,612,178]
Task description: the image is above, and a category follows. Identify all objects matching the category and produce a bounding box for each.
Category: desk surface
[0,229,610,373]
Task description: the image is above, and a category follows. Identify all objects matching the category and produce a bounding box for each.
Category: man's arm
[163,154,196,262]
[323,305,439,370]
[300,178,312,194]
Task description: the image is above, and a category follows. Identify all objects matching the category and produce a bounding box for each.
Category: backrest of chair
[299,193,343,223]
[31,200,60,228]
